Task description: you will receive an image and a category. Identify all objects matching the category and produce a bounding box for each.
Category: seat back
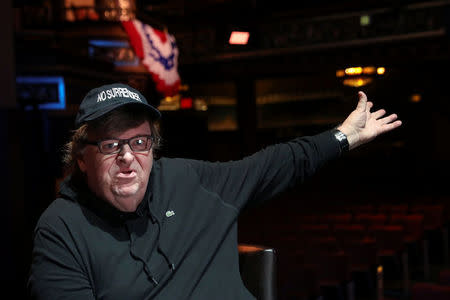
[378,203,409,214]
[319,213,353,224]
[354,213,388,228]
[239,244,277,300]
[410,204,445,231]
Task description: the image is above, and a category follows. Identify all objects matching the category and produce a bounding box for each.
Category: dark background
[1,0,450,298]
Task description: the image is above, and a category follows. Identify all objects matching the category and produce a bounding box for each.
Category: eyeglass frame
[82,135,155,154]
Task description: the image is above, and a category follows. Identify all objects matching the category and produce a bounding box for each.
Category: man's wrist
[332,128,349,154]
[336,125,359,150]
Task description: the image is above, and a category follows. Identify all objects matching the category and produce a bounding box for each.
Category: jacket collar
[59,174,152,224]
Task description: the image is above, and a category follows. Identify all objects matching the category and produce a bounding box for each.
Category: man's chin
[112,192,141,212]
[115,189,138,198]
[112,183,141,198]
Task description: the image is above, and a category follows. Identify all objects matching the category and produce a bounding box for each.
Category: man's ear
[77,157,87,173]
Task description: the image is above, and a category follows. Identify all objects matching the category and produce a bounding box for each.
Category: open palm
[338,91,402,149]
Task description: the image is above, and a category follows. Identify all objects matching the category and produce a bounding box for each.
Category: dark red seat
[367,224,405,256]
[315,251,352,286]
[301,237,352,299]
[334,224,367,245]
[281,236,342,300]
[378,203,409,214]
[410,204,448,265]
[277,247,320,300]
[354,213,388,228]
[298,223,331,238]
[438,268,450,285]
[412,282,450,300]
[303,236,340,256]
[389,213,429,280]
[389,213,424,243]
[319,213,353,225]
[368,224,410,296]
[410,204,445,231]
[298,214,320,224]
[345,204,376,214]
[411,282,435,300]
[338,237,379,272]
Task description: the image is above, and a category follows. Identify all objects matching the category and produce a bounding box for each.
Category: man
[28,82,401,299]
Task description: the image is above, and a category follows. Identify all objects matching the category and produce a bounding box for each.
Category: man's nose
[117,144,135,163]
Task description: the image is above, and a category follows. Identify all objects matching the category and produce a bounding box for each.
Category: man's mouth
[117,170,136,179]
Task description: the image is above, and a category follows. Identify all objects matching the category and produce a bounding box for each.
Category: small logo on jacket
[166,210,175,217]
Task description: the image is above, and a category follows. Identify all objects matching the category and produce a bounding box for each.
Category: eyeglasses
[83,135,154,154]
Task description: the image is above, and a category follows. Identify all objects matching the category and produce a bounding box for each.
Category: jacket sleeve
[185,129,341,211]
[28,225,95,300]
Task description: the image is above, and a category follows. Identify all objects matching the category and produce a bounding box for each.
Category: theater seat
[412,282,450,300]
[438,269,450,285]
[238,244,277,300]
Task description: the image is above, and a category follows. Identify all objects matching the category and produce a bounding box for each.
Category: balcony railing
[17,0,136,28]
[15,1,450,61]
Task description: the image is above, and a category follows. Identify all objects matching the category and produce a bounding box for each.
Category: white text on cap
[97,87,142,103]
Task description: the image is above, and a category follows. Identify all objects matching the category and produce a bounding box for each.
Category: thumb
[356,91,368,112]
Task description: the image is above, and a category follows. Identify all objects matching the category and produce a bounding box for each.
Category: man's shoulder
[156,156,192,165]
[34,197,83,231]
[155,157,201,172]
[152,157,207,190]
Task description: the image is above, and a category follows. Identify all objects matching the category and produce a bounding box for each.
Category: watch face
[333,129,349,153]
[334,131,347,142]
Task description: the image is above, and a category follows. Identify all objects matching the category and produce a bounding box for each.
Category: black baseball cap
[75,83,161,128]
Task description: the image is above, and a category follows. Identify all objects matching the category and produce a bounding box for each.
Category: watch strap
[332,128,349,154]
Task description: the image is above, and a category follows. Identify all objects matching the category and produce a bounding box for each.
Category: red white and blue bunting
[122,19,181,97]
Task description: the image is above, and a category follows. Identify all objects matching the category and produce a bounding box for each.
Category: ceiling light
[345,67,363,75]
[363,66,376,75]
[229,31,250,45]
[343,77,373,88]
[377,67,386,75]
[410,94,422,103]
[337,65,386,88]
[336,70,345,77]
[360,15,371,26]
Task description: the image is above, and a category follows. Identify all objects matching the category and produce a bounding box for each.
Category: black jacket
[28,130,341,299]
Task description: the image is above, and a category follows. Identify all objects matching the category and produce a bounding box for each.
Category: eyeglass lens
[99,136,152,154]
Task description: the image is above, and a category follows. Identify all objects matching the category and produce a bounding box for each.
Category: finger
[379,113,399,124]
[367,101,374,113]
[356,91,368,112]
[380,120,402,133]
[372,108,386,120]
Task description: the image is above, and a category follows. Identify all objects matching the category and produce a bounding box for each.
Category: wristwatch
[332,128,349,154]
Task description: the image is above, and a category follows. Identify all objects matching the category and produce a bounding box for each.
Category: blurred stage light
[229,31,250,45]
